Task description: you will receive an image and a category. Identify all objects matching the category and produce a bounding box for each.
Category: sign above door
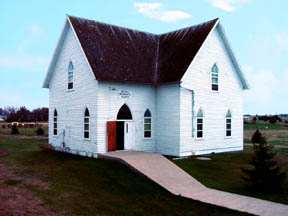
[119,90,132,99]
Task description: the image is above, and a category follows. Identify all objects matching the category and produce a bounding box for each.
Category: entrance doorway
[107,104,135,151]
[116,122,124,150]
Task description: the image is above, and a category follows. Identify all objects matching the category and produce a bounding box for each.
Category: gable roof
[157,19,218,83]
[43,15,249,89]
[69,16,159,84]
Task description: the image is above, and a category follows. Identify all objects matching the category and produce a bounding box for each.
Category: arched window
[53,109,58,135]
[84,108,90,139]
[144,109,152,138]
[68,61,74,90]
[226,110,232,137]
[211,63,219,91]
[196,109,204,138]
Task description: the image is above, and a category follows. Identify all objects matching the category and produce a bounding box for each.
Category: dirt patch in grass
[0,185,57,216]
[22,176,51,191]
[0,158,56,216]
[0,149,8,156]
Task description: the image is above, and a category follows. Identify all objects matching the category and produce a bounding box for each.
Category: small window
[53,109,58,135]
[84,108,90,139]
[226,110,232,137]
[211,64,218,91]
[144,109,152,138]
[68,61,74,90]
[196,109,204,138]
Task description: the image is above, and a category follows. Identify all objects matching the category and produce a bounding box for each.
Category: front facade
[43,15,249,157]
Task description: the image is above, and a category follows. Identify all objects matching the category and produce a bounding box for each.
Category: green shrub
[269,118,277,124]
[35,127,44,136]
[11,124,19,135]
[242,131,286,191]
[251,130,261,144]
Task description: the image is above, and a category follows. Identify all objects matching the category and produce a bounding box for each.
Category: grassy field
[174,147,288,205]
[0,137,252,216]
[244,122,288,130]
[244,122,288,146]
[0,123,48,137]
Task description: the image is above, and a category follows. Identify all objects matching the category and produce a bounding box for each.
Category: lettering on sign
[119,90,132,99]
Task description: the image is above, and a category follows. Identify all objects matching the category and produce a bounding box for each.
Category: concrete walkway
[99,151,288,216]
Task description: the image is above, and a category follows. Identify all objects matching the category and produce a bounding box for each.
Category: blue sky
[1,0,287,114]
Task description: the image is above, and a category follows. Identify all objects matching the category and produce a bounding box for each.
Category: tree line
[251,115,283,124]
[0,106,48,122]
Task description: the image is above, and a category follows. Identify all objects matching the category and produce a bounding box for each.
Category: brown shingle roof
[68,16,218,85]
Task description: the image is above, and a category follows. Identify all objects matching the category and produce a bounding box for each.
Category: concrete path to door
[99,151,288,216]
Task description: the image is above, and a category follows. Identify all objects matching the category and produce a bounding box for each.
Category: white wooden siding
[48,24,98,156]
[156,84,180,156]
[180,26,244,156]
[96,81,156,153]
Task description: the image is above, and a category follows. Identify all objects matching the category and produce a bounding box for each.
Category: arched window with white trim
[196,109,204,138]
[211,63,219,91]
[226,110,232,137]
[68,61,74,90]
[84,108,90,139]
[144,109,152,138]
[53,109,58,135]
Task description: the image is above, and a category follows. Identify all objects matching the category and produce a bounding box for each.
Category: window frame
[143,109,152,139]
[53,109,58,136]
[84,108,90,140]
[68,61,74,90]
[196,109,204,139]
[225,110,232,138]
[211,63,219,92]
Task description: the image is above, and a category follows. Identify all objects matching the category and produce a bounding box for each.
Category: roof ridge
[67,14,218,38]
[67,14,157,37]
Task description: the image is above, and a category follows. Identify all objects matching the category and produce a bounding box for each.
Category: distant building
[0,115,5,122]
[243,114,253,121]
[279,114,288,121]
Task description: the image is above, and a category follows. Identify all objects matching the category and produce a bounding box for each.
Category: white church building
[43,15,249,157]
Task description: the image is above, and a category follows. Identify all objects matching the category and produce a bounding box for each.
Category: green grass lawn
[0,137,252,216]
[244,122,288,130]
[0,125,48,136]
[173,147,288,205]
[270,140,288,146]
